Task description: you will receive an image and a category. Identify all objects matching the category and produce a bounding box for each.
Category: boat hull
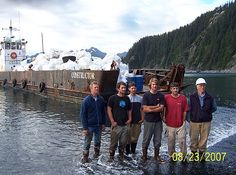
[0,69,120,103]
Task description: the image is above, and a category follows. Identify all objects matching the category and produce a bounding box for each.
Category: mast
[41,32,44,53]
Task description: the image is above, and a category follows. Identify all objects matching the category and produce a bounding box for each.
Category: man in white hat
[189,78,217,161]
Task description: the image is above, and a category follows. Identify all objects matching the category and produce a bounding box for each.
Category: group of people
[80,77,217,164]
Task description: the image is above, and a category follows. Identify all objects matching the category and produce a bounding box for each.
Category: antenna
[9,19,13,37]
[2,20,20,39]
[18,11,21,39]
[41,32,45,53]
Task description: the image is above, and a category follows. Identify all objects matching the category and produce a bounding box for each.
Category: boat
[0,22,120,103]
[129,64,187,93]
[0,22,186,103]
[0,20,27,71]
[0,69,119,103]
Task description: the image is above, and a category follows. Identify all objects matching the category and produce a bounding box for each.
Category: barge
[0,69,119,103]
[0,22,120,103]
[0,22,186,103]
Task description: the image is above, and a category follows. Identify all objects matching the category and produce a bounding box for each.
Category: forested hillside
[124,1,236,71]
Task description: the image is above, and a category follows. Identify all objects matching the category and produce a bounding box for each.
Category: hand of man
[162,116,166,123]
[126,119,131,125]
[111,121,117,127]
[83,129,89,136]
[101,124,105,131]
[138,119,144,124]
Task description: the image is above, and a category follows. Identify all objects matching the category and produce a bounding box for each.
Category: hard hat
[195,78,207,85]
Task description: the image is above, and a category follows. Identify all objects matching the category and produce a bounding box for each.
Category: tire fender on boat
[22,80,27,89]
[12,79,17,87]
[39,82,46,92]
[3,79,7,86]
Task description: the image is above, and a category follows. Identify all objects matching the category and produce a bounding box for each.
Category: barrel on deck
[126,75,144,92]
[135,75,144,92]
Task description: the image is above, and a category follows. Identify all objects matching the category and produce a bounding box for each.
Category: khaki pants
[129,123,142,143]
[190,121,211,152]
[110,125,128,152]
[167,122,187,156]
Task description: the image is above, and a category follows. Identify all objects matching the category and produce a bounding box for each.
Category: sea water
[0,73,235,174]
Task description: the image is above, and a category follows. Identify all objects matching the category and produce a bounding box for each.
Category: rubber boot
[81,151,89,164]
[141,148,148,162]
[125,144,131,155]
[93,148,100,159]
[108,150,115,162]
[131,142,137,154]
[154,149,165,163]
[118,147,124,161]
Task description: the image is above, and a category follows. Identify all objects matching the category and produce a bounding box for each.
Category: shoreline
[185,69,236,74]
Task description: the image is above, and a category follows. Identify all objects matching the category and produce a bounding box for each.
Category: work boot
[108,150,115,162]
[93,148,100,159]
[125,144,131,155]
[131,142,137,154]
[154,149,165,164]
[141,148,148,162]
[118,147,124,161]
[81,151,89,164]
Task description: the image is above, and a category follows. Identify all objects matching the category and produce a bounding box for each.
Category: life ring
[39,82,46,92]
[22,80,27,89]
[10,52,17,59]
[12,79,17,87]
[3,79,7,86]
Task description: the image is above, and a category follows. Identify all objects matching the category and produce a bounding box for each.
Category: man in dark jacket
[189,78,217,161]
[80,81,106,163]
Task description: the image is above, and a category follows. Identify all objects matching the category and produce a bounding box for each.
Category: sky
[0,0,232,55]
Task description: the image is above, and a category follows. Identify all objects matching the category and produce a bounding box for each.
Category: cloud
[0,0,232,54]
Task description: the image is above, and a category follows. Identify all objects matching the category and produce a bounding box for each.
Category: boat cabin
[0,21,27,71]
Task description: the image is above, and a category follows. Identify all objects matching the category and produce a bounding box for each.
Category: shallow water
[0,73,235,174]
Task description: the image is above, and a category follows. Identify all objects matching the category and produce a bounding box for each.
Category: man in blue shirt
[189,78,217,161]
[80,81,106,163]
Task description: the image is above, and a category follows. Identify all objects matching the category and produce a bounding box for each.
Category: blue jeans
[83,126,102,151]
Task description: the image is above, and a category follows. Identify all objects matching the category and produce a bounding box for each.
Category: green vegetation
[123,1,236,71]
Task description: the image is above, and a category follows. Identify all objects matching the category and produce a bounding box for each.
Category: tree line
[123,1,236,71]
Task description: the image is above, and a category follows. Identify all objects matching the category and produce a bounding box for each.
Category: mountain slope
[123,1,236,71]
[85,47,106,58]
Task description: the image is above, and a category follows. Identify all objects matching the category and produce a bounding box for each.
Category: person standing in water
[141,78,165,163]
[189,78,217,161]
[80,81,106,163]
[164,82,189,161]
[107,81,132,162]
[126,82,144,156]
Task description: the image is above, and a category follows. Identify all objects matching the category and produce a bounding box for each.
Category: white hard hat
[195,78,207,85]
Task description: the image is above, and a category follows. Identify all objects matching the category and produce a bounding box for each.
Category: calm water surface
[0,73,235,174]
